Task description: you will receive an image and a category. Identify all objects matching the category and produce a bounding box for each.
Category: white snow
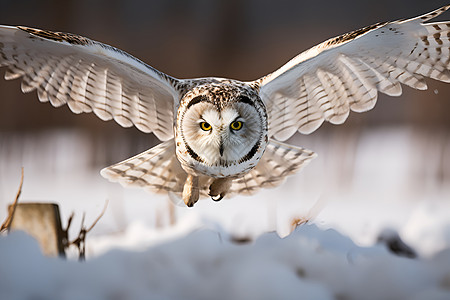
[1,127,450,299]
[1,222,450,300]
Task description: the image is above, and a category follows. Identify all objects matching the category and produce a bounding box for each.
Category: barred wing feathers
[0,25,181,140]
[258,5,450,141]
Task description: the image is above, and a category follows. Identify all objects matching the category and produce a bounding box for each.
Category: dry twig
[0,168,24,233]
[290,196,327,233]
[61,212,75,249]
[66,200,109,261]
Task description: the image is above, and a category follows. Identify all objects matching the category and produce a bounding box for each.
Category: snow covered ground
[2,223,450,300]
[0,127,450,299]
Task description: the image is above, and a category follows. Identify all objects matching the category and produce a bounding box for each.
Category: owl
[1,5,449,207]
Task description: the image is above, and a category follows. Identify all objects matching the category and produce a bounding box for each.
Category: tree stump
[8,203,65,257]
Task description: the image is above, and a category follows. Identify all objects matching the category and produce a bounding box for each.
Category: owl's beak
[219,141,224,156]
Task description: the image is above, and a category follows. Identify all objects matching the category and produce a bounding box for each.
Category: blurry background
[1,0,450,133]
[0,0,449,255]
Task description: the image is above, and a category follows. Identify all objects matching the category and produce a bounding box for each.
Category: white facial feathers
[181,101,262,166]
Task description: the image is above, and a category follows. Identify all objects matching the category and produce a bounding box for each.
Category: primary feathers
[1,5,449,206]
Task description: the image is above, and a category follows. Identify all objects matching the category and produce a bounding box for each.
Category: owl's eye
[200,121,212,131]
[230,121,243,131]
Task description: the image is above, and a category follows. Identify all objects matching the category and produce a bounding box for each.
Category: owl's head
[176,79,268,178]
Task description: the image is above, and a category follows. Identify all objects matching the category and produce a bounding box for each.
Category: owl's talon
[210,194,224,202]
[208,178,232,202]
[183,174,199,207]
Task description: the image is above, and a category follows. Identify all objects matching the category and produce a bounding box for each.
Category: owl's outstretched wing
[257,5,450,141]
[0,25,181,140]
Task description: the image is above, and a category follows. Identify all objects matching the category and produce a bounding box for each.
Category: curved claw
[208,178,231,202]
[210,194,224,202]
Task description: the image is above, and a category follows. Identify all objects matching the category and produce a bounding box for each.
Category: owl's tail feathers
[100,139,188,196]
[228,140,317,196]
[100,139,317,202]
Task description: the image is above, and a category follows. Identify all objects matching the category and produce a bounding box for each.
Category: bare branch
[1,168,24,233]
[290,196,327,233]
[66,212,75,231]
[86,200,109,233]
[68,200,109,261]
[61,212,75,249]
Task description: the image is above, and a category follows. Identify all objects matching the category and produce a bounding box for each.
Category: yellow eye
[230,121,243,131]
[200,122,212,131]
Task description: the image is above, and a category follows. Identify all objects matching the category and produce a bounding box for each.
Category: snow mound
[1,224,450,300]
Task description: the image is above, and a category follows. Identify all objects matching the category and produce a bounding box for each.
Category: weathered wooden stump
[8,203,65,257]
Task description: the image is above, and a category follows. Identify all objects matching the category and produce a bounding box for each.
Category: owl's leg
[182,174,199,207]
[209,178,232,201]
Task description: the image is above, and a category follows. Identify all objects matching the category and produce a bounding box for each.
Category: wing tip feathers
[417,5,450,23]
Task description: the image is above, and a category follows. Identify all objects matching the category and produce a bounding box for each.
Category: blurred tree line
[0,0,449,137]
